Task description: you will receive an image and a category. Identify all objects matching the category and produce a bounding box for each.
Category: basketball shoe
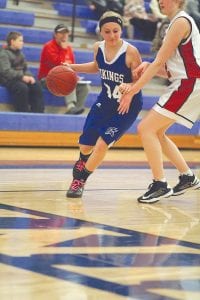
[73,159,86,178]
[138,180,173,203]
[66,179,85,198]
[173,174,200,196]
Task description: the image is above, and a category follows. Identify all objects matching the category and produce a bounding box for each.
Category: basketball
[46,65,78,96]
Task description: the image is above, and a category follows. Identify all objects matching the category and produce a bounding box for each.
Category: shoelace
[71,179,84,191]
[75,160,85,172]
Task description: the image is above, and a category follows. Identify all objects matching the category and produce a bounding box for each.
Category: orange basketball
[46,65,78,96]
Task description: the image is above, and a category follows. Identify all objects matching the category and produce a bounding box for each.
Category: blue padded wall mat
[0,111,199,135]
[0,112,85,132]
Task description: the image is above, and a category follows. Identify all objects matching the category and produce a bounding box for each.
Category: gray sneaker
[173,174,200,196]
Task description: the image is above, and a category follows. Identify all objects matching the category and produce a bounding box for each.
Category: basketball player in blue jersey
[66,11,143,198]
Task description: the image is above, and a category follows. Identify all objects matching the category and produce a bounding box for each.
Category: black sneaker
[138,180,173,203]
[73,159,86,178]
[173,174,200,196]
[66,179,85,198]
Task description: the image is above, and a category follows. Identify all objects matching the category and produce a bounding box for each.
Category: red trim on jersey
[163,78,196,112]
[179,40,200,78]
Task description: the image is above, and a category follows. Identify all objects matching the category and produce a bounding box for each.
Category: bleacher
[0,0,199,149]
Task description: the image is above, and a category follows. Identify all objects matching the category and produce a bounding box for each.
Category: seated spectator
[186,0,200,31]
[108,0,124,15]
[149,0,165,20]
[92,0,125,38]
[0,31,44,113]
[38,24,90,115]
[86,0,124,18]
[150,0,169,53]
[151,17,170,53]
[124,0,159,41]
[124,0,146,39]
[85,0,107,18]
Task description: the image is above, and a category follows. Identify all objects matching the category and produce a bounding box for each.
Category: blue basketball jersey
[79,40,143,147]
[96,40,133,107]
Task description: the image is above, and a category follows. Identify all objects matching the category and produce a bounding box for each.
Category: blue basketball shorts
[79,93,143,147]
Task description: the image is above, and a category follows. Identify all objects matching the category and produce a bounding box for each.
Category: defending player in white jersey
[119,0,200,203]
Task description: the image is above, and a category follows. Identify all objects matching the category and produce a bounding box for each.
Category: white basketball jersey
[165,11,200,81]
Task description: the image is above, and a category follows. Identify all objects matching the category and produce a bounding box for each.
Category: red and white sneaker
[66,179,85,198]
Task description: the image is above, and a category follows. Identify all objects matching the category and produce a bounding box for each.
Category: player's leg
[72,145,92,178]
[8,80,30,112]
[137,110,174,203]
[157,125,200,194]
[66,103,103,198]
[29,80,44,113]
[67,143,94,198]
[64,88,83,114]
[76,82,90,110]
[67,139,108,198]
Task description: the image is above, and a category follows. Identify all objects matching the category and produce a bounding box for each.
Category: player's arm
[156,65,168,78]
[127,45,143,82]
[120,17,190,95]
[67,42,100,74]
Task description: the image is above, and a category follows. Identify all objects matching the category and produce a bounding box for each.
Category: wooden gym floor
[0,146,200,300]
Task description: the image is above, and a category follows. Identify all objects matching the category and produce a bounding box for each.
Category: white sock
[181,169,193,176]
[155,178,166,182]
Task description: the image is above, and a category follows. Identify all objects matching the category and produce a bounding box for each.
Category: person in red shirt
[38,24,90,114]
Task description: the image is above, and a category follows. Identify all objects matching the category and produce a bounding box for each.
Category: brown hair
[6,31,22,46]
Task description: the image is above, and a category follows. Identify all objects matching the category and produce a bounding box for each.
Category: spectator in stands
[186,0,200,31]
[86,0,124,18]
[150,0,169,53]
[0,31,44,113]
[87,0,125,39]
[149,0,165,20]
[124,0,146,39]
[66,11,143,198]
[86,0,107,18]
[38,24,90,115]
[124,0,160,41]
